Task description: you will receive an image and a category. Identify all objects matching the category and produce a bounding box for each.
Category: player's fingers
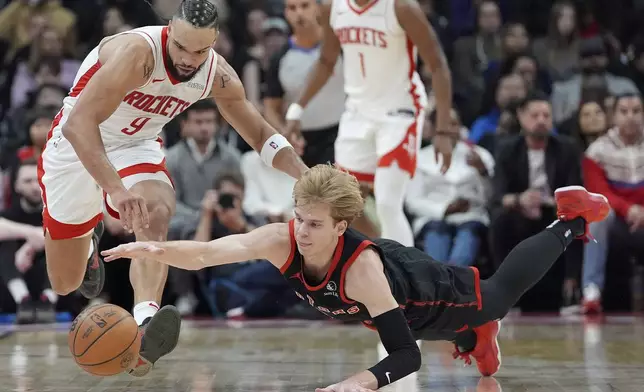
[130,200,145,233]
[138,198,150,229]
[121,202,133,232]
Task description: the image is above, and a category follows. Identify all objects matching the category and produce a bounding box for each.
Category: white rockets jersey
[51,26,218,150]
[330,0,428,117]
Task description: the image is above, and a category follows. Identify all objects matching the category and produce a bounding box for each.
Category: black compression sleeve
[367,307,421,388]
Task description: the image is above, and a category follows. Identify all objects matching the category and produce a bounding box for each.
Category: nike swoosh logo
[385,372,391,383]
[152,78,165,83]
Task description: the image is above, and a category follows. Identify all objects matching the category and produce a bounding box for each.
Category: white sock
[7,279,29,304]
[133,301,159,325]
[374,166,414,246]
[87,240,95,259]
[42,289,58,304]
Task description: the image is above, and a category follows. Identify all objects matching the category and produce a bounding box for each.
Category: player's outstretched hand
[101,242,164,261]
[432,132,454,174]
[315,383,375,392]
[109,188,150,233]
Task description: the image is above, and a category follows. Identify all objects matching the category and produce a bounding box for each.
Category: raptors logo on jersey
[51,25,218,150]
[330,0,427,114]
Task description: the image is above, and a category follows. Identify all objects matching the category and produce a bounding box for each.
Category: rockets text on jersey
[329,0,427,116]
[51,25,218,151]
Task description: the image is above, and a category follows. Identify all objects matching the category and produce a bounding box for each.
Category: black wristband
[367,308,421,388]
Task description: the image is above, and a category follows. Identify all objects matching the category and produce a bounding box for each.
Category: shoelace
[452,345,472,366]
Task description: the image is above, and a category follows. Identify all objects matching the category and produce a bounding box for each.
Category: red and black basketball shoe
[453,320,502,377]
[554,186,610,241]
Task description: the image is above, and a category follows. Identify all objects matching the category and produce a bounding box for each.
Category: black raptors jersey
[279,220,483,333]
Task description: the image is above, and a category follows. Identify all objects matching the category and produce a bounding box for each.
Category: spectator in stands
[567,100,609,151]
[0,0,76,64]
[625,35,644,95]
[452,0,503,124]
[0,159,55,324]
[241,140,302,223]
[490,92,583,311]
[167,100,241,240]
[175,171,265,316]
[477,99,521,156]
[551,37,638,124]
[264,0,344,167]
[501,22,530,60]
[533,1,580,82]
[11,26,80,110]
[582,93,644,313]
[406,108,494,267]
[470,73,526,143]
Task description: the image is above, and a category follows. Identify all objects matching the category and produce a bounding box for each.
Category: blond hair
[293,164,364,224]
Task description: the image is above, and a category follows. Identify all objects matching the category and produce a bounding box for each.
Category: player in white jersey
[285,0,454,247]
[38,0,307,376]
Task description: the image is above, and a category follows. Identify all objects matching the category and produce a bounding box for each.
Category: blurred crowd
[1,0,644,323]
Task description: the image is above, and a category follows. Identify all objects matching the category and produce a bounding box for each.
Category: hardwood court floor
[0,314,643,391]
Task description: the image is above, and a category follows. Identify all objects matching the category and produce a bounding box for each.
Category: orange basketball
[68,304,141,376]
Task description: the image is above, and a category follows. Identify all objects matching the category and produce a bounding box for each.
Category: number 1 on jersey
[359,52,366,78]
[121,116,152,135]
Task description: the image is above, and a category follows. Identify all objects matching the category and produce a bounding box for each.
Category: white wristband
[260,134,292,167]
[285,103,304,121]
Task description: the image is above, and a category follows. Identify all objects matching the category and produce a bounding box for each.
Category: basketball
[68,304,141,376]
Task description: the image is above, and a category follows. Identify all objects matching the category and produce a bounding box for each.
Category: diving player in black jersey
[103,165,610,392]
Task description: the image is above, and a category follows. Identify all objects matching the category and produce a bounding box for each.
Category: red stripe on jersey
[161,27,180,85]
[280,219,298,274]
[198,52,216,100]
[338,240,374,304]
[69,61,101,97]
[405,37,421,114]
[347,0,380,15]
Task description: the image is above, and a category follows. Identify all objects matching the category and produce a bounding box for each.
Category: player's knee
[147,201,173,233]
[49,274,82,296]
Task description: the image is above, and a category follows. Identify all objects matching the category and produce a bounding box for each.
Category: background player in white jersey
[38,0,307,376]
[285,0,454,247]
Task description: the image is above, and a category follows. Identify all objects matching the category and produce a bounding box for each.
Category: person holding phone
[193,172,259,244]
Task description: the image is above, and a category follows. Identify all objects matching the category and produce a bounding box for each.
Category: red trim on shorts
[70,61,101,97]
[161,27,180,85]
[301,236,345,291]
[38,109,104,240]
[346,0,379,15]
[339,240,374,304]
[405,298,478,308]
[376,117,419,176]
[279,219,298,274]
[336,165,375,183]
[103,160,173,220]
[402,268,482,310]
[470,266,482,311]
[376,38,423,177]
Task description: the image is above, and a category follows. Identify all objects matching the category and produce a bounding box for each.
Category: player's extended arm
[285,0,340,120]
[327,249,421,391]
[395,0,451,133]
[61,35,153,195]
[102,223,291,270]
[210,55,308,180]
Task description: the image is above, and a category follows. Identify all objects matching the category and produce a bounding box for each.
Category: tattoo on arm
[143,64,153,79]
[220,74,231,88]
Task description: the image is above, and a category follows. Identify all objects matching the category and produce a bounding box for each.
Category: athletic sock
[454,330,477,352]
[8,279,29,304]
[545,217,585,250]
[86,240,95,259]
[133,301,159,326]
